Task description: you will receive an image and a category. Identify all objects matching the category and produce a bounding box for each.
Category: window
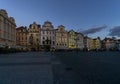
[36,38,39,41]
[4,19,7,23]
[46,40,48,44]
[43,37,45,40]
[33,26,35,29]
[19,30,21,32]
[0,22,1,29]
[23,29,25,32]
[4,26,6,31]
[43,41,45,44]
[53,41,55,45]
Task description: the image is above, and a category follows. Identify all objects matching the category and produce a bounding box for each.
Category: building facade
[116,39,120,50]
[16,26,28,50]
[68,29,76,49]
[103,37,117,50]
[90,37,101,50]
[55,25,68,49]
[84,36,92,51]
[27,22,41,51]
[0,9,16,48]
[95,37,101,50]
[75,32,84,50]
[40,21,55,50]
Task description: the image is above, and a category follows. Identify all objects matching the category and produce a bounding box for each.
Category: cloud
[108,26,120,37]
[81,25,107,35]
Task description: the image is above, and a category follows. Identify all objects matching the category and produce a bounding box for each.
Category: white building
[40,21,55,50]
[76,32,84,50]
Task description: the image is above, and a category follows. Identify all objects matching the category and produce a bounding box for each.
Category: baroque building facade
[16,26,28,50]
[2,9,120,51]
[27,22,41,51]
[90,37,101,50]
[103,37,117,50]
[40,21,55,50]
[55,25,68,49]
[75,32,84,50]
[0,9,16,48]
[84,36,92,51]
[68,29,76,49]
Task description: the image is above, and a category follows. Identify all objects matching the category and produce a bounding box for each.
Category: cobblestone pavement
[1,51,120,84]
[0,52,86,84]
[0,52,53,84]
[51,52,87,84]
[52,51,120,84]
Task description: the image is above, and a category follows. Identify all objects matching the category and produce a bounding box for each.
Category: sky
[0,0,120,39]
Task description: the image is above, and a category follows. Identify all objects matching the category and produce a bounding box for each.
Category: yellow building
[90,37,101,50]
[56,25,68,49]
[68,29,76,49]
[90,39,96,50]
[0,9,16,48]
[27,22,41,51]
[95,37,101,49]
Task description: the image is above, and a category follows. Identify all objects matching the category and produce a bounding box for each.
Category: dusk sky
[0,0,120,39]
